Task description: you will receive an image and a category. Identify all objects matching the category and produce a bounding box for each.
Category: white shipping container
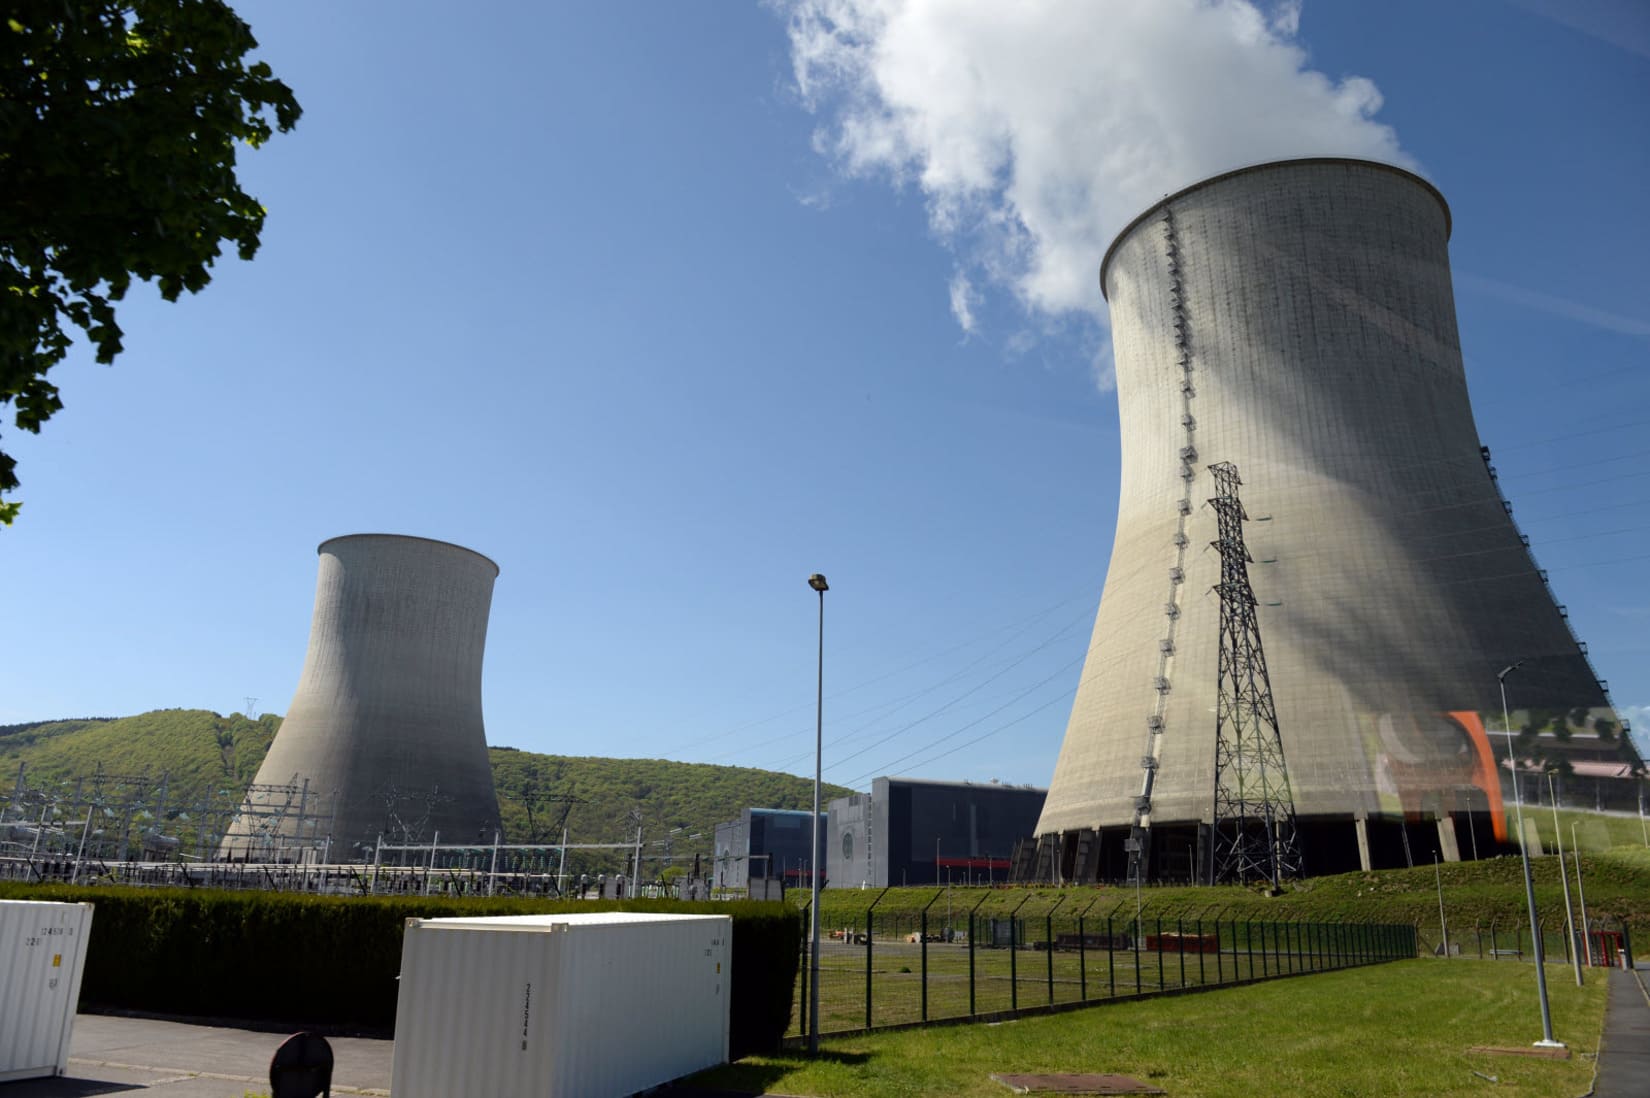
[0,899,94,1083]
[393,911,732,1098]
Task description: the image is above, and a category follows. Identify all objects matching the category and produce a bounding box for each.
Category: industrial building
[712,808,824,896]
[1034,158,1639,884]
[828,777,1045,888]
[222,534,503,861]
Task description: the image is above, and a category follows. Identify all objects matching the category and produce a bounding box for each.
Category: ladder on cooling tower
[1126,206,1200,887]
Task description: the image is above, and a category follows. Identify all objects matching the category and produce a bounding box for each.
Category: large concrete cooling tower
[1035,158,1628,882]
[221,534,502,861]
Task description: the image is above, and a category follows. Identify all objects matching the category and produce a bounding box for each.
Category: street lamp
[1545,771,1582,987]
[1498,661,1563,1049]
[1571,821,1593,967]
[807,572,828,1056]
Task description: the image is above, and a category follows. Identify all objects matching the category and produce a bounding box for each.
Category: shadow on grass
[679,1049,874,1095]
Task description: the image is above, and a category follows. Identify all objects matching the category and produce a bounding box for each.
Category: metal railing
[789,901,1415,1040]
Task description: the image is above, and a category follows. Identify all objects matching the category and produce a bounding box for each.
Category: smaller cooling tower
[222,534,502,861]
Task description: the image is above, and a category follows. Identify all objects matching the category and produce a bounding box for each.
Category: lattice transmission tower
[1207,461,1303,886]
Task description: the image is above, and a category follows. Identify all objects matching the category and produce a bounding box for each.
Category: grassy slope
[0,709,276,791]
[489,747,851,853]
[0,710,851,856]
[696,959,1608,1097]
[801,845,1650,936]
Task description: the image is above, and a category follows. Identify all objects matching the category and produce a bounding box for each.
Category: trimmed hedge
[0,885,800,1059]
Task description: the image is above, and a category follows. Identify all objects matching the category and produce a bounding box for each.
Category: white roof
[411,912,728,931]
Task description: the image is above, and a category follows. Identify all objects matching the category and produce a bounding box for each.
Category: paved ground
[1,1015,392,1097]
[1593,964,1650,1098]
[5,965,1646,1097]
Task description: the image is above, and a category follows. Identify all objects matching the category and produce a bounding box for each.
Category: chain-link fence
[790,902,1415,1038]
[1413,913,1635,969]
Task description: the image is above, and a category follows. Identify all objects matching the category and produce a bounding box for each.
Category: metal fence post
[1134,915,1142,996]
[1010,915,1019,1012]
[799,906,810,1038]
[865,905,874,1031]
[1178,918,1187,988]
[1196,917,1206,985]
[1156,917,1165,990]
[1108,915,1117,999]
[920,907,929,1022]
[1214,917,1223,983]
[1046,913,1056,1005]
[968,910,976,1016]
[1078,914,1088,1001]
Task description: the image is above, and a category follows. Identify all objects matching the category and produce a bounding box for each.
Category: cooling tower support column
[1208,462,1302,886]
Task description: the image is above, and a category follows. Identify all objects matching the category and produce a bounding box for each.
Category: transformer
[221,534,502,861]
[1035,158,1630,880]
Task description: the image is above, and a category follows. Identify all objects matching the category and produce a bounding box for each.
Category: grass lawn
[696,959,1607,1097]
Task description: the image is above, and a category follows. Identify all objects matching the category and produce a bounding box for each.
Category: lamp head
[1497,659,1526,683]
[808,573,829,593]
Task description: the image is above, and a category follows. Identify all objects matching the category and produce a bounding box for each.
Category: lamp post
[1498,661,1563,1048]
[807,572,828,1056]
[1433,851,1449,958]
[1571,822,1592,967]
[1546,772,1582,987]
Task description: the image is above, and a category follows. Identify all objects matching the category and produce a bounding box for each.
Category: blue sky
[3,0,1647,789]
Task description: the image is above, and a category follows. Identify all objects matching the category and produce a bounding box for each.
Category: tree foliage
[0,1,300,523]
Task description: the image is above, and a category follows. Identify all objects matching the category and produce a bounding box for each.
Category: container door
[0,902,89,1081]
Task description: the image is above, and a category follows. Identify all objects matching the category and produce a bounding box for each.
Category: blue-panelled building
[827,777,1047,888]
[712,807,826,893]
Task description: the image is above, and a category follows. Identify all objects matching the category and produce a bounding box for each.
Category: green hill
[489,747,851,854]
[0,709,277,792]
[0,709,853,862]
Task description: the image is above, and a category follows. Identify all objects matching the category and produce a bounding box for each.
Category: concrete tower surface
[1035,158,1629,881]
[224,534,502,860]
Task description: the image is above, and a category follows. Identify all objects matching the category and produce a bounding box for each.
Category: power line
[1471,362,1644,409]
[839,670,1092,790]
[672,585,1094,756]
[827,652,1085,783]
[762,605,1094,776]
[706,594,1095,768]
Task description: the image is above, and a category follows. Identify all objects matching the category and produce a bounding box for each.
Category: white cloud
[1090,338,1117,394]
[948,270,979,334]
[1622,704,1650,757]
[1269,0,1303,36]
[784,0,1413,369]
